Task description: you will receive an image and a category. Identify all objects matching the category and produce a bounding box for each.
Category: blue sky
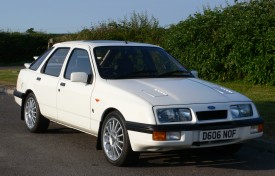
[1,0,235,33]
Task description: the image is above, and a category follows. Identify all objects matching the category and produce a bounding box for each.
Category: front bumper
[126,118,264,152]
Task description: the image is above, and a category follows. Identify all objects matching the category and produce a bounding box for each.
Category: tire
[24,93,50,133]
[101,110,139,166]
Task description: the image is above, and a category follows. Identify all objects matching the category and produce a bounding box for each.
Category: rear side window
[29,48,53,71]
[43,48,70,77]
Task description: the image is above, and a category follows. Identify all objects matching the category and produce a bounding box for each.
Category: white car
[14,41,263,166]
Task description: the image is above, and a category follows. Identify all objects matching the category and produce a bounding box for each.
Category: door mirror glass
[70,72,88,83]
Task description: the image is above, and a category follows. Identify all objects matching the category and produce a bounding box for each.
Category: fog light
[250,124,264,134]
[153,131,181,141]
[153,131,166,141]
[166,131,181,140]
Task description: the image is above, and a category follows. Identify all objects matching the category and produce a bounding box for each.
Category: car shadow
[45,128,81,134]
[131,147,275,171]
[45,123,81,134]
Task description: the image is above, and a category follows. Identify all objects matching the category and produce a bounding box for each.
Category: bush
[55,11,164,45]
[1,3,274,85]
[163,0,275,85]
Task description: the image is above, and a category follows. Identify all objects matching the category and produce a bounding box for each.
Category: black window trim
[93,46,190,79]
[63,47,93,84]
[29,47,54,71]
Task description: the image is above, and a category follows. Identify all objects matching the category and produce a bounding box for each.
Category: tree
[26,28,36,34]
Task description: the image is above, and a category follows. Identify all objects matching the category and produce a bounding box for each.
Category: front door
[57,47,94,130]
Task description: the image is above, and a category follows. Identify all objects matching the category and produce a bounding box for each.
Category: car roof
[53,40,159,48]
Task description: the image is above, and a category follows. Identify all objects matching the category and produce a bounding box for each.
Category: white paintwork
[106,78,252,106]
[14,41,263,152]
[34,73,60,119]
[57,78,93,130]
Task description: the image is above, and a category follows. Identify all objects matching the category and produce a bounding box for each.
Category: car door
[56,47,94,130]
[34,47,70,119]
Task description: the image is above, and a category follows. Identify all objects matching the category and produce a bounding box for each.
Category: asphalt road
[1,93,275,176]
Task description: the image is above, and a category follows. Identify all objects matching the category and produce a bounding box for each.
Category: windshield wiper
[130,70,157,75]
[158,70,192,77]
[113,70,192,79]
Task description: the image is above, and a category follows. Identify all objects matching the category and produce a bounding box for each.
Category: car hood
[107,78,251,106]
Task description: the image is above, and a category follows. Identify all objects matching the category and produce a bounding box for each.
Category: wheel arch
[96,107,121,150]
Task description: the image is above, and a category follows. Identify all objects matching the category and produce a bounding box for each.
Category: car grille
[196,110,227,121]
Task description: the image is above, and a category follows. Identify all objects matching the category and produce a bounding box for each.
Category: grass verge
[216,81,275,140]
[0,68,21,87]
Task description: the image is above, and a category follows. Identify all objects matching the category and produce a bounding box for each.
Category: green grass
[0,69,274,140]
[0,69,21,86]
[217,81,275,140]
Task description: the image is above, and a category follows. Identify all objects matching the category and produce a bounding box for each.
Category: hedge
[1,1,274,85]
[162,0,275,85]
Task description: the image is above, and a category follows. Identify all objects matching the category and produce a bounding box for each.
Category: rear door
[56,46,94,130]
[34,47,70,119]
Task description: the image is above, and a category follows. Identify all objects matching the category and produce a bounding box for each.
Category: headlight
[156,108,192,123]
[230,104,253,118]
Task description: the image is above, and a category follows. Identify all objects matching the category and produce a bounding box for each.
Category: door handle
[60,82,66,87]
[36,77,41,81]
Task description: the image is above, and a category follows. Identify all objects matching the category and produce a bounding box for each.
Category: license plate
[199,128,239,142]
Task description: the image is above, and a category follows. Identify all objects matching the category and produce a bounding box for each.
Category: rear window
[29,48,53,71]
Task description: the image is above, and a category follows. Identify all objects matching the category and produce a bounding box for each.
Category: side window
[30,48,53,71]
[64,49,92,80]
[43,48,70,77]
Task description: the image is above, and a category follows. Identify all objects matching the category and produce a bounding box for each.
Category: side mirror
[70,72,88,83]
[24,63,31,69]
[33,56,39,60]
[191,70,198,78]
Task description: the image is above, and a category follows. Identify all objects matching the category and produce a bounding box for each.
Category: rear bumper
[13,89,25,107]
[13,89,25,99]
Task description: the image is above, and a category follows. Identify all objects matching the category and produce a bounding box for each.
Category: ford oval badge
[208,106,216,110]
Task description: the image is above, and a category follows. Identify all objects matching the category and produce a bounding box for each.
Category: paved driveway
[1,94,275,176]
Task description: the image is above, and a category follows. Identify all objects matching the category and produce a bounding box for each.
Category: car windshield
[94,46,192,79]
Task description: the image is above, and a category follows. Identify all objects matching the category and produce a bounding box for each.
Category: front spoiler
[126,117,264,134]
